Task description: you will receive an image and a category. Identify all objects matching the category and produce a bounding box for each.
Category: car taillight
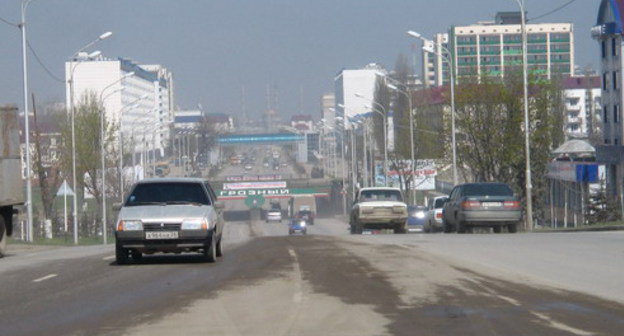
[504,201,521,208]
[435,212,443,219]
[461,200,481,209]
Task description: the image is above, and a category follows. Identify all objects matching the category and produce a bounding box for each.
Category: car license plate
[482,202,502,208]
[145,231,178,239]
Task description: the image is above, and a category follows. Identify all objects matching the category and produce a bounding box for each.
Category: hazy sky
[1,0,600,121]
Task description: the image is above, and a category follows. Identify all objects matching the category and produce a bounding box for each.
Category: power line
[0,16,18,27]
[529,0,577,22]
[27,39,64,83]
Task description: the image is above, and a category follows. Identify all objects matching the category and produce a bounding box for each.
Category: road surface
[2,216,623,336]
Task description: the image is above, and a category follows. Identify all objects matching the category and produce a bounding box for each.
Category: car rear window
[433,198,446,208]
[126,182,210,206]
[360,189,403,202]
[462,184,513,197]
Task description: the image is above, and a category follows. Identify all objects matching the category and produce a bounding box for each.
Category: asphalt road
[2,216,623,336]
[2,158,623,335]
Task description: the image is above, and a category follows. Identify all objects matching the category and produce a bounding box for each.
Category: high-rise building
[320,93,336,130]
[422,33,449,87]
[593,0,624,200]
[426,12,574,84]
[562,75,601,140]
[65,56,173,160]
[334,63,387,129]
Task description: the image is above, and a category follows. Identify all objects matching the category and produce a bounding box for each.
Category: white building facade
[334,63,387,129]
[65,57,174,161]
[422,33,449,87]
[562,76,601,139]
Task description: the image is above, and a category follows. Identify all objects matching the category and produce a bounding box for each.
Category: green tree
[452,71,565,220]
[58,92,118,236]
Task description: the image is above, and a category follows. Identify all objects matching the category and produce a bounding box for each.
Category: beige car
[350,188,408,234]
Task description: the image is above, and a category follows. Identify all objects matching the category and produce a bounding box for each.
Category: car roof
[359,187,402,192]
[136,177,208,184]
[458,182,509,187]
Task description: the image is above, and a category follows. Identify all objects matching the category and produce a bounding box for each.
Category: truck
[289,195,316,224]
[0,105,25,257]
[350,187,408,234]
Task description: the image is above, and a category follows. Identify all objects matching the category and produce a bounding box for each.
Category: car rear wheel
[492,225,502,233]
[394,224,407,234]
[115,243,130,265]
[508,223,518,233]
[443,218,454,233]
[456,221,467,234]
[202,233,217,263]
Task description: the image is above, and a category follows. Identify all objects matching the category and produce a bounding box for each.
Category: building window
[614,71,619,90]
[615,104,620,123]
[613,38,618,57]
[616,139,620,145]
[603,73,608,91]
[604,105,609,123]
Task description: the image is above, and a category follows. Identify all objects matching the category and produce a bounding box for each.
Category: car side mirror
[112,203,123,211]
[214,201,225,209]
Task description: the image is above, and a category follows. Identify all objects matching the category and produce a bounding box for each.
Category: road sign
[56,180,75,196]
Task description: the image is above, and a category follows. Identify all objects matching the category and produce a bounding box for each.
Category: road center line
[32,273,58,283]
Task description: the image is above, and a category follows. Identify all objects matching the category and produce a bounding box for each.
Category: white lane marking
[530,311,595,336]
[33,273,58,283]
[496,295,521,307]
[103,255,115,261]
[288,248,303,303]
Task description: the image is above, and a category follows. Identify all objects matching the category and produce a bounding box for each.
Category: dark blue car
[407,205,427,232]
[288,219,307,235]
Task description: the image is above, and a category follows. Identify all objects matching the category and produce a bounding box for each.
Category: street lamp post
[19,0,36,242]
[354,93,389,187]
[365,105,388,187]
[511,0,533,231]
[386,83,415,203]
[67,32,112,245]
[407,30,458,186]
[118,94,148,201]
[97,73,133,245]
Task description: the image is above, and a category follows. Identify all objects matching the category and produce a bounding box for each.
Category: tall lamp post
[407,30,458,186]
[354,92,388,187]
[510,0,533,231]
[364,105,388,187]
[67,32,113,244]
[19,0,37,242]
[118,94,147,201]
[98,73,133,244]
[385,83,415,203]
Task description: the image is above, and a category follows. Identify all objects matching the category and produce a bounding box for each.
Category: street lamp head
[354,92,364,98]
[337,104,345,108]
[422,45,435,54]
[406,30,421,39]
[386,83,398,91]
[87,50,101,59]
[99,31,113,40]
[123,71,135,78]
